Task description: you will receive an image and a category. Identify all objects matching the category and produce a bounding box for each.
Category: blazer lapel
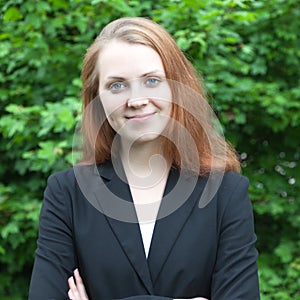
[147,168,207,284]
[95,161,154,294]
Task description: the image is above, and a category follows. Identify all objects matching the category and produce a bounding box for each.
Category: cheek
[100,102,125,133]
[166,100,172,115]
[158,99,172,116]
[103,106,123,127]
[158,85,172,115]
[100,94,126,121]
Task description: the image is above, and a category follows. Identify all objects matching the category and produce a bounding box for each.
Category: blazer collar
[147,169,207,284]
[92,161,206,290]
[94,159,115,180]
[93,160,154,293]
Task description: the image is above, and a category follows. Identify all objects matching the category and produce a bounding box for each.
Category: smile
[126,112,156,121]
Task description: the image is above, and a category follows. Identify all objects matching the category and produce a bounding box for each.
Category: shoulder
[46,164,98,191]
[45,162,113,197]
[198,170,249,200]
[215,171,253,220]
[218,171,249,194]
[47,164,100,182]
[197,171,251,211]
[47,167,76,189]
[48,167,76,182]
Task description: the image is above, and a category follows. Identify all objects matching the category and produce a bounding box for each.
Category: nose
[127,82,149,108]
[127,97,149,108]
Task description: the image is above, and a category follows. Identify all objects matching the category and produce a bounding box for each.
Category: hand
[175,298,209,300]
[67,270,208,300]
[68,268,89,300]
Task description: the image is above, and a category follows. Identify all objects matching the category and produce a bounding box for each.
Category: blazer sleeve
[211,174,260,300]
[29,173,76,300]
[118,296,171,300]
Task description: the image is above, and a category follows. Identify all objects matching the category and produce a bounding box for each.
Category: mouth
[126,112,156,121]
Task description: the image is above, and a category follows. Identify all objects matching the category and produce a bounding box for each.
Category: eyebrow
[104,69,164,82]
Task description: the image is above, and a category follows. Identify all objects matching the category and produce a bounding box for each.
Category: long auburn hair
[80,17,240,175]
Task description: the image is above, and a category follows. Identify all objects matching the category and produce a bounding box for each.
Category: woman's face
[98,40,172,145]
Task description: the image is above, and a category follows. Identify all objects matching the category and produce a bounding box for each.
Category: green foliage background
[0,0,299,299]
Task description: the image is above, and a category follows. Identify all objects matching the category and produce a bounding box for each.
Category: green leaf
[3,7,23,22]
[275,241,295,263]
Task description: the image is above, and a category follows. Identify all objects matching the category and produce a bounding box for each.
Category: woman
[29,17,260,300]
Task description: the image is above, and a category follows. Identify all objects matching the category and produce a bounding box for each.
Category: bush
[1,0,299,298]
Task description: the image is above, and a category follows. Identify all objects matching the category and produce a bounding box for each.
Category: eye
[145,77,161,87]
[109,82,127,93]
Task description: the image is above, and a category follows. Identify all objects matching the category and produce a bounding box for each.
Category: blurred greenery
[0,0,299,299]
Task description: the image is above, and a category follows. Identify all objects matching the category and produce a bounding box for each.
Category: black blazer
[29,161,260,300]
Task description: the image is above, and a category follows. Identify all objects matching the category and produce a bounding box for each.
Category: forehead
[97,40,165,79]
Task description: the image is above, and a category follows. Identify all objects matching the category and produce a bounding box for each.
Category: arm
[68,270,208,300]
[211,175,260,299]
[29,173,77,300]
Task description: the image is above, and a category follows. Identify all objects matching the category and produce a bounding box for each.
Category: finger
[74,269,83,284]
[68,288,74,299]
[68,276,80,299]
[74,269,89,299]
[68,276,76,290]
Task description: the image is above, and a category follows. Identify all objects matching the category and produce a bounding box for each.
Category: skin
[68,41,208,300]
[98,40,172,146]
[68,269,88,300]
[68,269,208,300]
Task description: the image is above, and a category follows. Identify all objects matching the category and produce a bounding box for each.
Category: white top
[139,220,156,258]
[128,171,168,259]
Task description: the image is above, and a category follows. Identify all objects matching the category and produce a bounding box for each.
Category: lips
[126,112,156,121]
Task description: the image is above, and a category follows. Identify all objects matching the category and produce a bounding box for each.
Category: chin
[122,132,163,144]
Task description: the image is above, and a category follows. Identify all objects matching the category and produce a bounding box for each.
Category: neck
[120,138,170,188]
